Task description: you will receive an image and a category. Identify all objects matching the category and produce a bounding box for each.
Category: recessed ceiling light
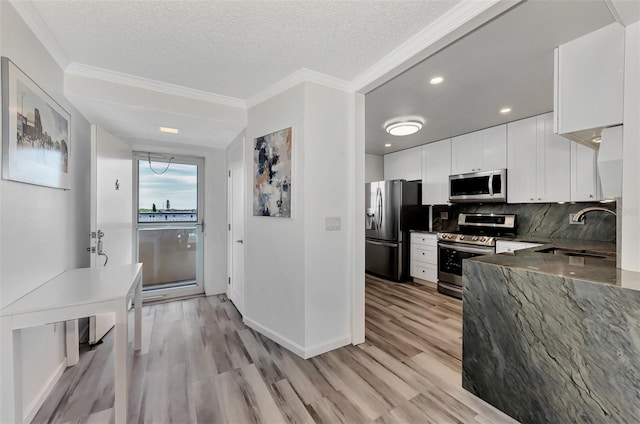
[160,126,179,134]
[384,117,424,136]
[384,143,392,147]
[430,76,444,85]
[500,107,512,114]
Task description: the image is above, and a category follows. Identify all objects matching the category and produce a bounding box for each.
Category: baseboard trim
[304,335,351,359]
[243,317,351,359]
[243,317,306,358]
[23,359,66,423]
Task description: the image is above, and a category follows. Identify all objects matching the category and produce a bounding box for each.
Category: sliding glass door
[134,152,204,300]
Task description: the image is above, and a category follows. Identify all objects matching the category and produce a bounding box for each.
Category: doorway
[134,152,205,300]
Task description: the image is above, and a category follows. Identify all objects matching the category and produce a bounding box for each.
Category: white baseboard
[23,359,66,423]
[243,317,350,359]
[243,317,306,358]
[304,335,351,359]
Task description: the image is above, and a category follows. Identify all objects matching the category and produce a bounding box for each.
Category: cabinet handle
[589,194,594,199]
[538,198,541,201]
[530,198,534,201]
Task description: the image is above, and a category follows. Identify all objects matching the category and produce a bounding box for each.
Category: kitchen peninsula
[462,241,640,423]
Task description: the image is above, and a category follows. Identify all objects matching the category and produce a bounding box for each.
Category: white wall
[304,84,351,353]
[622,21,640,271]
[244,84,307,351]
[130,140,228,295]
[0,2,91,419]
[365,154,384,182]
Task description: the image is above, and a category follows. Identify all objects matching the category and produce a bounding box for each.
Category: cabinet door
[422,139,451,205]
[451,132,481,174]
[571,141,599,202]
[555,23,624,134]
[384,146,422,181]
[480,124,507,171]
[537,113,570,202]
[507,117,538,203]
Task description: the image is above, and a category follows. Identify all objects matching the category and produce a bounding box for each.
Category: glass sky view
[138,161,197,210]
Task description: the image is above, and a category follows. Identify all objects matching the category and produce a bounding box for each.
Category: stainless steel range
[437,213,516,298]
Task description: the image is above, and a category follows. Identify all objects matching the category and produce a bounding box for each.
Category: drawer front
[411,262,437,282]
[411,245,437,265]
[410,232,437,247]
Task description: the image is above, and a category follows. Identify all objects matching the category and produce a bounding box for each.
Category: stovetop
[437,213,517,247]
[437,232,496,247]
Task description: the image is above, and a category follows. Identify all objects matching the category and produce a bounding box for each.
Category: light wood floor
[33,276,518,424]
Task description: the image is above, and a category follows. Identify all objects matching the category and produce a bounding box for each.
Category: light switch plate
[325,217,341,231]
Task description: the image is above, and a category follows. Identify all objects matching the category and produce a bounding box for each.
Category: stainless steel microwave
[449,169,507,203]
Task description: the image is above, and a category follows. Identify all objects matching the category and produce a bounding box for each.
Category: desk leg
[134,276,142,351]
[65,319,79,366]
[1,317,23,424]
[114,299,129,424]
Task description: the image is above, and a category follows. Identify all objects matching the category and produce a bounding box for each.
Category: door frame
[227,139,245,314]
[132,151,205,301]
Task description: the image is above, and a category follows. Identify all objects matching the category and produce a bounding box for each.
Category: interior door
[228,143,245,314]
[89,125,133,344]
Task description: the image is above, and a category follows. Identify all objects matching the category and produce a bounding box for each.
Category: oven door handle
[438,242,494,255]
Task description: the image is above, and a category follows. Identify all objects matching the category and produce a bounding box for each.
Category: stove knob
[459,235,465,240]
[480,237,486,242]
[472,236,478,241]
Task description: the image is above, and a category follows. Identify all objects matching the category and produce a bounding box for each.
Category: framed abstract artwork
[1,57,71,190]
[253,127,292,217]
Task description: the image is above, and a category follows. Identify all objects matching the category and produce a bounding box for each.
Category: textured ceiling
[31,0,459,99]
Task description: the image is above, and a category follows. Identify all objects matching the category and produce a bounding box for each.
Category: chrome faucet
[571,206,616,223]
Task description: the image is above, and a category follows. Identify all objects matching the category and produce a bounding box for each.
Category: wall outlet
[440,212,449,220]
[325,217,341,231]
[569,214,584,225]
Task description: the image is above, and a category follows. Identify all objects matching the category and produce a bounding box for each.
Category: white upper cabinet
[554,23,625,144]
[571,141,600,202]
[422,139,451,205]
[451,124,506,175]
[384,146,422,181]
[508,113,571,203]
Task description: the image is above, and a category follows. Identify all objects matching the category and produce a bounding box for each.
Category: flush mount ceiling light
[430,76,444,85]
[384,143,392,147]
[500,107,512,114]
[592,136,602,143]
[159,126,180,134]
[384,117,424,136]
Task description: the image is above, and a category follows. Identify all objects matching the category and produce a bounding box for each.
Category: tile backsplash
[431,202,616,242]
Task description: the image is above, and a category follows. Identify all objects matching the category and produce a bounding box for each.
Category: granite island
[462,240,640,423]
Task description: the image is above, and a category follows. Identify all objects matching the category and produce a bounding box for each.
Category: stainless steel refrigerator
[365,180,421,282]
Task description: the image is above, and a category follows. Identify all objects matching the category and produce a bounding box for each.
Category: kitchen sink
[536,247,615,259]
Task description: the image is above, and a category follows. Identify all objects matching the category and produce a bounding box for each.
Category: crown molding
[65,62,247,109]
[246,68,351,108]
[9,0,70,69]
[349,0,520,94]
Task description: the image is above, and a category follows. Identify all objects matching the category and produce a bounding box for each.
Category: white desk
[0,264,143,424]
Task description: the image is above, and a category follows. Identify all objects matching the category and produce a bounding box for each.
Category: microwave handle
[488,173,494,196]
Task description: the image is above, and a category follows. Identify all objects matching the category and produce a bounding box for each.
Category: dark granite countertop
[469,238,640,291]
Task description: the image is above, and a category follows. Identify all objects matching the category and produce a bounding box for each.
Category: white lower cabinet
[410,232,437,282]
[496,240,543,254]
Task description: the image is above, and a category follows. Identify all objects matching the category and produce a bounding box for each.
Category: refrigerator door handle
[366,239,399,248]
[376,187,383,228]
